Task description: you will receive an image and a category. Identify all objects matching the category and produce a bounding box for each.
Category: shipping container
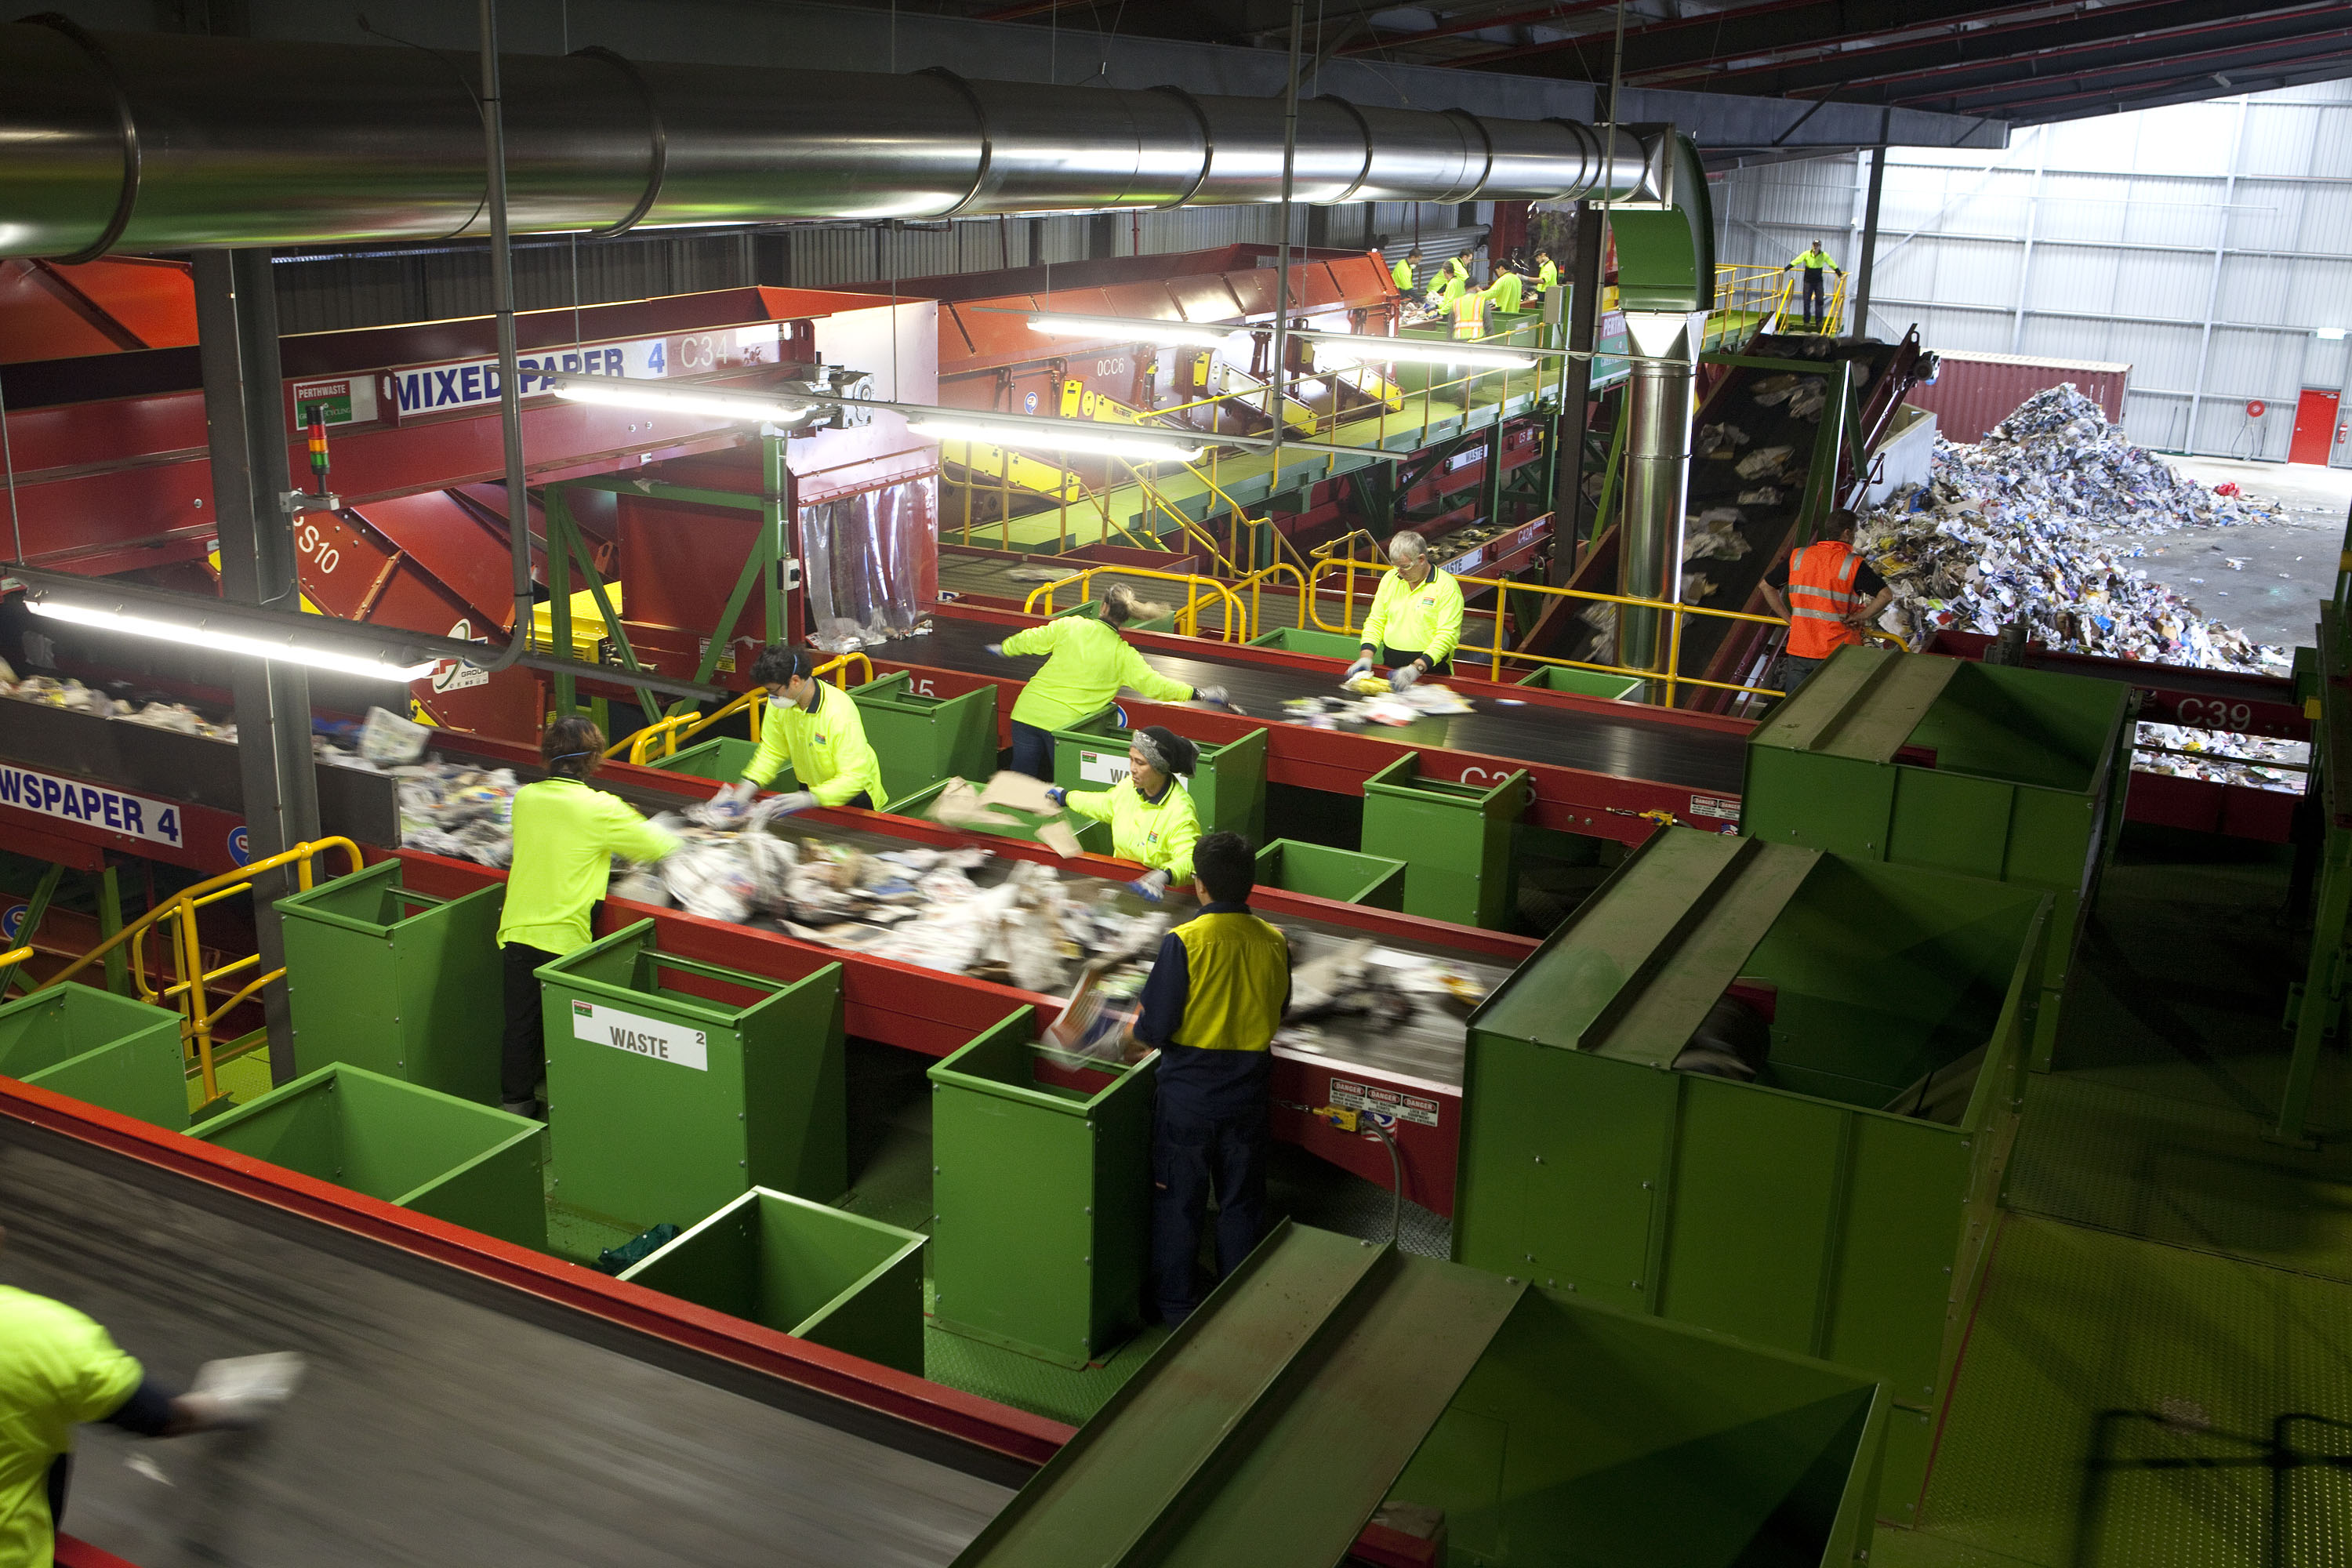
[1904,349,2130,444]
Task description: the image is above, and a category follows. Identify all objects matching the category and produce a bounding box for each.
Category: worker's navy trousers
[1802,272,1827,328]
[1378,643,1451,678]
[1149,1099,1269,1326]
[1008,720,1056,781]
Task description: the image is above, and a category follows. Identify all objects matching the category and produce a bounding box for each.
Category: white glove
[1194,684,1230,707]
[754,790,817,822]
[181,1352,306,1430]
[1388,662,1422,691]
[1344,653,1374,681]
[1130,869,1171,902]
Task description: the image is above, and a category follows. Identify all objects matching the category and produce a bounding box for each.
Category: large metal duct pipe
[1617,310,1705,688]
[0,20,1658,259]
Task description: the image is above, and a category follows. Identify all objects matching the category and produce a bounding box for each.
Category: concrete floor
[2128,457,2351,650]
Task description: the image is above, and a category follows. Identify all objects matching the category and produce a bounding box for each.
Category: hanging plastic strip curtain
[800,476,939,652]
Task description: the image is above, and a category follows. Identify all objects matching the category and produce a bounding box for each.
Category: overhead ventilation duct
[0,21,1664,258]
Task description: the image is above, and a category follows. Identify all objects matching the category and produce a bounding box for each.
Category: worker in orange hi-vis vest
[1755,509,1893,698]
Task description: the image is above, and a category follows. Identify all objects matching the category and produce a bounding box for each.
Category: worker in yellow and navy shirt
[1784,239,1846,332]
[1389,249,1417,293]
[498,714,681,1118]
[1534,249,1558,298]
[2,1224,302,1568]
[1044,725,1202,902]
[1120,832,1291,1326]
[709,645,889,822]
[985,583,1227,779]
[1487,265,1523,318]
[1345,530,1465,691]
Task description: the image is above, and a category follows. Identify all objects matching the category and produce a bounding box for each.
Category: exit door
[2292,387,2341,466]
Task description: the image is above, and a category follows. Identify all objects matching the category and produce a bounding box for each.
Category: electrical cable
[1365,1116,1403,1245]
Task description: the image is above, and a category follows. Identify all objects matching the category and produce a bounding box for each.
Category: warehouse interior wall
[1711,80,2352,467]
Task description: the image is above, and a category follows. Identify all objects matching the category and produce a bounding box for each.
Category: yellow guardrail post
[1021,565,1248,643]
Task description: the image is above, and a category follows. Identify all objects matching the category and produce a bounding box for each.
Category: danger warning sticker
[1689,794,1740,822]
[1328,1077,1441,1127]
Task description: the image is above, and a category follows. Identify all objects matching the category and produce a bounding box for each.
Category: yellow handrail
[1022,565,1249,643]
[1231,561,1312,636]
[0,946,31,976]
[612,652,874,765]
[35,837,364,1105]
[1305,555,1793,706]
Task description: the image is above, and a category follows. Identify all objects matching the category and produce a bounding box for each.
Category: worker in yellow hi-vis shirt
[707,645,889,822]
[1121,832,1291,1325]
[1389,248,1417,293]
[1345,531,1465,691]
[1043,725,1202,902]
[498,714,681,1118]
[984,583,1229,779]
[1,1224,303,1568]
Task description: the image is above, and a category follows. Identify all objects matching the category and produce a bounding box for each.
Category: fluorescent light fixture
[1299,330,1537,371]
[550,375,816,424]
[909,416,1206,462]
[27,599,438,683]
[2317,327,2347,340]
[1026,311,1238,349]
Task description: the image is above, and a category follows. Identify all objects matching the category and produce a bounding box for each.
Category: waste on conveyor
[2130,720,2308,796]
[1858,384,2289,677]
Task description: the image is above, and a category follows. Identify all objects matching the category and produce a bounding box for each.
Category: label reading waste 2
[570,1000,709,1071]
[0,765,182,848]
[1078,749,1130,785]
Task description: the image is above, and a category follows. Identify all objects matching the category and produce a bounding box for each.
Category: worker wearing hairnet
[0,1224,303,1568]
[707,644,889,822]
[984,583,1228,779]
[499,713,680,1119]
[1120,831,1291,1325]
[1345,531,1465,690]
[1044,724,1202,902]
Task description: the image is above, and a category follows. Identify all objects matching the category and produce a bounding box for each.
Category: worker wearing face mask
[1345,531,1465,691]
[707,645,889,822]
[1042,724,1201,903]
[984,583,1228,780]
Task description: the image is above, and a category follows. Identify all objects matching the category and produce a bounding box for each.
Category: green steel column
[98,866,126,996]
[763,432,789,649]
[546,488,576,719]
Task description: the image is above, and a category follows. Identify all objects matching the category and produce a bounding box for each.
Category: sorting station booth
[191,1063,546,1247]
[618,1185,928,1377]
[1454,827,2048,1522]
[652,672,1000,808]
[1741,646,2130,1069]
[276,858,506,1105]
[537,920,848,1236]
[1516,664,1646,700]
[0,985,187,1130]
[928,1012,1156,1368]
[1359,752,1530,930]
[1047,709,1270,846]
[1253,839,1409,909]
[959,1221,1888,1568]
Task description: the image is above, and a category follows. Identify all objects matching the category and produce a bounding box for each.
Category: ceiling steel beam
[1896,27,2352,113]
[1444,0,2065,74]
[1334,0,1621,58]
[1853,4,2352,103]
[1641,0,2310,94]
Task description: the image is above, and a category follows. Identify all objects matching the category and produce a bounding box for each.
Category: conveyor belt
[509,768,1506,1093]
[895,614,1750,796]
[0,1117,1011,1568]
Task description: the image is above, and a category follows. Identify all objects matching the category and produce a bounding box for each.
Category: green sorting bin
[619,1186,927,1375]
[1515,664,1645,700]
[654,735,762,785]
[1050,710,1268,847]
[192,1063,543,1247]
[1453,826,2047,1523]
[929,1011,1156,1367]
[539,920,846,1235]
[849,671,1000,799]
[1253,839,1407,909]
[276,859,505,1103]
[1359,751,1528,930]
[0,985,186,1129]
[1248,626,1366,660]
[1742,644,2132,1071]
[1388,1286,1885,1566]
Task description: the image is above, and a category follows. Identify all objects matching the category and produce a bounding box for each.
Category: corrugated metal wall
[267,199,1453,336]
[1714,80,2352,465]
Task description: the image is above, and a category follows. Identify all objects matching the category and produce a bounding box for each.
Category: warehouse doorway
[2290,387,2340,466]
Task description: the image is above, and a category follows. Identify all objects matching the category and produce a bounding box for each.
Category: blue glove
[1044,786,1067,808]
[1344,652,1374,681]
[1129,868,1171,902]
[982,642,1005,658]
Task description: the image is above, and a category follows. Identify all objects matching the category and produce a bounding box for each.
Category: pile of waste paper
[0,665,244,739]
[1857,386,2290,674]
[2130,721,2308,796]
[1282,680,1476,729]
[394,764,523,867]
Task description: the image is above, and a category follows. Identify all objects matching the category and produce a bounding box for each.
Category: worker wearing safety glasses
[706,645,890,824]
[1044,724,1202,903]
[1345,530,1465,691]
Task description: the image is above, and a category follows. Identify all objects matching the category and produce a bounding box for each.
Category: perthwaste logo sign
[431,619,490,693]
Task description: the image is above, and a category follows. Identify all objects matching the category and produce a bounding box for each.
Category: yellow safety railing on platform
[615,652,874,765]
[1232,561,1312,635]
[1022,565,1248,643]
[1769,268,1849,336]
[0,946,31,978]
[1305,539,1794,706]
[30,837,364,1107]
[1714,263,1788,325]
